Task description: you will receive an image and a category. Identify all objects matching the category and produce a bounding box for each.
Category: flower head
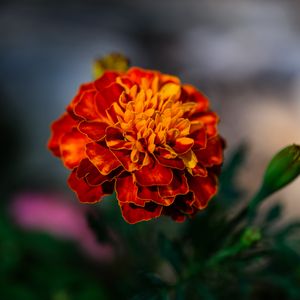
[48,67,224,223]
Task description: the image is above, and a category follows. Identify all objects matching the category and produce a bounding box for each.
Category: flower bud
[93,53,129,79]
[261,144,300,196]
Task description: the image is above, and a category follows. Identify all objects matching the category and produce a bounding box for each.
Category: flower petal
[111,149,139,172]
[138,185,174,206]
[95,83,124,115]
[86,142,121,175]
[105,127,132,150]
[189,126,207,150]
[173,137,194,154]
[60,128,90,169]
[162,192,195,222]
[120,202,163,224]
[68,170,106,203]
[115,173,146,206]
[192,112,219,137]
[74,90,100,120]
[94,71,119,91]
[77,158,111,186]
[181,84,209,111]
[48,113,76,157]
[78,121,108,141]
[188,173,217,209]
[155,147,185,170]
[158,172,189,198]
[134,159,173,186]
[67,82,94,118]
[195,136,223,167]
[190,163,207,177]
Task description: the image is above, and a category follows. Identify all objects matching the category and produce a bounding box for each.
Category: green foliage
[2,144,300,299]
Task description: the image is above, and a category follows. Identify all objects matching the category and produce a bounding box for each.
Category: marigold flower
[48,67,224,223]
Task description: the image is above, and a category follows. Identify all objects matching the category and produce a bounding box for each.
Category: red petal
[189,126,207,150]
[77,158,109,185]
[111,149,139,172]
[67,82,95,117]
[134,159,173,186]
[126,67,155,85]
[120,202,163,224]
[79,121,108,141]
[74,90,100,120]
[156,147,185,170]
[188,173,217,209]
[105,127,132,150]
[162,192,195,222]
[158,172,189,198]
[191,112,219,137]
[60,128,90,169]
[173,137,194,154]
[94,71,119,91]
[48,113,76,157]
[191,163,207,177]
[115,174,146,206]
[195,136,223,167]
[181,84,209,111]
[95,83,124,115]
[86,142,121,175]
[68,170,106,203]
[138,185,174,206]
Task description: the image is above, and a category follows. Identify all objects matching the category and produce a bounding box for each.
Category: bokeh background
[1,0,300,299]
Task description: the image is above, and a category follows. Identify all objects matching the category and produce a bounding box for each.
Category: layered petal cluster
[48,67,224,223]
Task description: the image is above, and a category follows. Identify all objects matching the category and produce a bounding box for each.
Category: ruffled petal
[173,137,194,154]
[73,90,100,120]
[126,67,155,86]
[111,149,139,172]
[158,171,189,198]
[190,163,207,177]
[162,192,195,222]
[94,71,119,91]
[155,147,185,170]
[67,82,95,117]
[138,185,174,206]
[188,173,217,209]
[181,84,209,111]
[105,126,132,150]
[60,128,90,169]
[134,159,173,186]
[195,136,223,167]
[78,121,108,141]
[86,142,121,175]
[189,126,207,150]
[95,83,124,116]
[77,158,110,186]
[191,112,219,137]
[115,173,146,206]
[120,202,163,224]
[48,113,76,157]
[68,170,106,203]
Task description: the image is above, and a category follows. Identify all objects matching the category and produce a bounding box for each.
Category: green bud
[262,144,300,196]
[93,53,129,79]
[247,145,300,220]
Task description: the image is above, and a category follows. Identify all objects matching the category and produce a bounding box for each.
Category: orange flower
[48,67,224,224]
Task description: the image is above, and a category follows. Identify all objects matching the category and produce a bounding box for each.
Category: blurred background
[0,0,300,299]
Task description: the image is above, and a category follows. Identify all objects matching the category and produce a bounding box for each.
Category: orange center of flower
[105,76,198,170]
